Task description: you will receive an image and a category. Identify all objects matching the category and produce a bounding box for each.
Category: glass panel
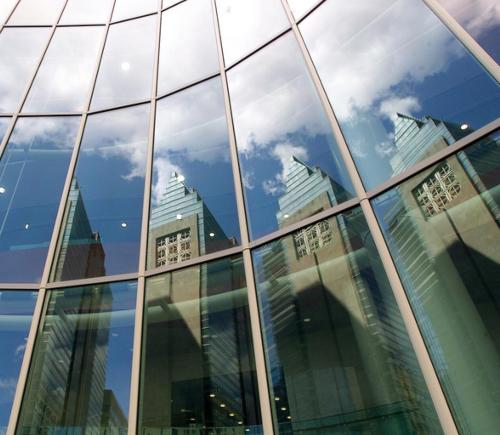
[163,0,183,8]
[253,207,443,435]
[0,118,11,141]
[59,0,114,24]
[148,78,239,270]
[140,256,262,434]
[227,33,354,240]
[0,291,37,434]
[215,0,289,66]
[91,16,157,110]
[112,0,157,22]
[372,130,500,435]
[52,104,150,281]
[0,0,18,25]
[17,281,136,435]
[8,0,65,25]
[287,0,319,19]
[0,117,80,283]
[436,0,500,64]
[0,28,51,113]
[23,27,103,113]
[300,0,500,189]
[158,0,219,94]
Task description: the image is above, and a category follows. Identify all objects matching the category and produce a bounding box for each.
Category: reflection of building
[385,117,500,433]
[101,390,128,435]
[52,177,106,281]
[20,286,118,435]
[259,157,439,433]
[148,173,237,268]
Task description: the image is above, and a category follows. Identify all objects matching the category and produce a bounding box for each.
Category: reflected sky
[91,15,157,110]
[227,32,354,240]
[112,0,157,22]
[0,291,37,432]
[149,77,239,267]
[0,118,10,142]
[215,0,289,66]
[0,0,17,24]
[0,28,51,114]
[23,27,103,113]
[300,0,500,189]
[0,117,80,283]
[287,0,319,19]
[158,0,219,94]
[59,0,114,24]
[8,0,65,25]
[55,104,150,279]
[436,0,500,64]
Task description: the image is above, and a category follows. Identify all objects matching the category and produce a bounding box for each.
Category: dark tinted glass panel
[52,105,150,281]
[140,256,262,433]
[0,117,80,283]
[158,0,219,94]
[0,28,51,113]
[17,281,136,435]
[0,291,37,433]
[0,0,17,24]
[112,0,157,22]
[227,33,354,240]
[148,78,239,270]
[23,27,103,113]
[253,208,443,435]
[372,131,500,434]
[215,0,289,66]
[59,0,114,24]
[436,0,500,64]
[91,16,157,110]
[300,0,500,189]
[8,0,65,25]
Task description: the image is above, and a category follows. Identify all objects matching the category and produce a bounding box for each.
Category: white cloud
[15,343,26,356]
[379,96,421,122]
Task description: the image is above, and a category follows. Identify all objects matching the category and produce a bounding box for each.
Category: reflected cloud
[14,343,26,357]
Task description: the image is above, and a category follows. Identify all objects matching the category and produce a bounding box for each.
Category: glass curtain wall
[0,1,498,435]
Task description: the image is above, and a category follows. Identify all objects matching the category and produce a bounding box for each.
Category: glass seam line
[130,1,163,434]
[211,3,275,435]
[421,0,500,83]
[279,0,459,433]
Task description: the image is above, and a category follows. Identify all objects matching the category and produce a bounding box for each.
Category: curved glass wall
[0,2,498,435]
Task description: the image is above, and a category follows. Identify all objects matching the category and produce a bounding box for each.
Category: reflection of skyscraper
[259,157,439,433]
[52,177,106,281]
[148,173,237,269]
[384,115,500,432]
[20,286,114,435]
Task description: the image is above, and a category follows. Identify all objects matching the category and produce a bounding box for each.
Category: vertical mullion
[211,2,275,435]
[420,0,500,83]
[130,1,163,433]
[279,0,460,434]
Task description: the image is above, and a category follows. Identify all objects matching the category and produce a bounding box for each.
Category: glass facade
[0,1,498,435]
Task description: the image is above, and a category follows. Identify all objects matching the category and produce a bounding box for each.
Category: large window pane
[52,105,150,281]
[59,0,114,25]
[372,131,500,435]
[253,207,443,435]
[0,28,51,113]
[0,117,80,283]
[140,256,262,434]
[300,0,500,189]
[0,118,10,141]
[112,0,157,22]
[148,78,239,270]
[215,0,289,66]
[227,33,354,240]
[17,281,136,435]
[435,0,500,64]
[158,0,219,94]
[7,0,65,25]
[23,27,103,113]
[0,0,18,25]
[287,0,319,19]
[0,291,37,434]
[91,16,157,110]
